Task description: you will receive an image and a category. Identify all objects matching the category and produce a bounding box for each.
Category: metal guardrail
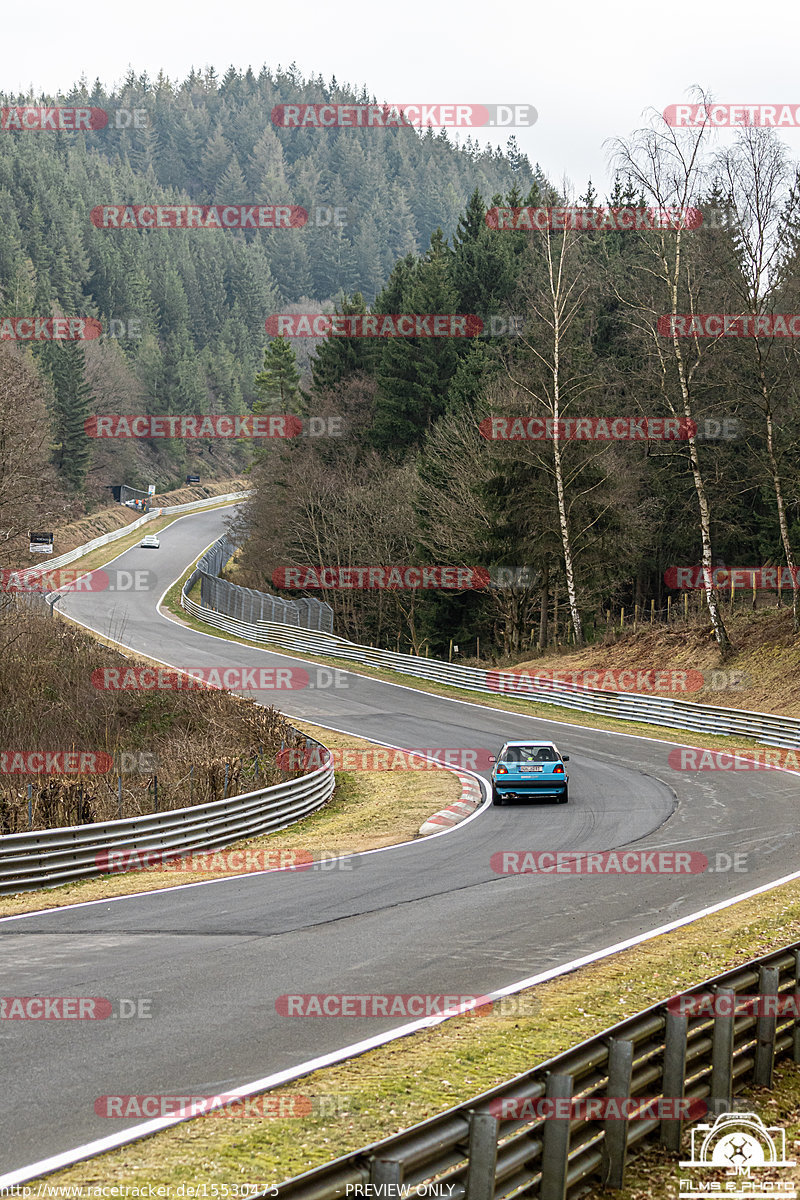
[181,592,800,751]
[0,738,334,895]
[272,941,800,1200]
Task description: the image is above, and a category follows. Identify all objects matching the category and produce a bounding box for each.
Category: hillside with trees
[0,65,534,517]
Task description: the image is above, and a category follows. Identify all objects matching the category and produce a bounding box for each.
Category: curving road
[2,505,798,1177]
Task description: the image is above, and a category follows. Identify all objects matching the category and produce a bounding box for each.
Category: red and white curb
[418,773,484,836]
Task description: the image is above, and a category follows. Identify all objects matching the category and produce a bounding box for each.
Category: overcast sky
[3,0,800,191]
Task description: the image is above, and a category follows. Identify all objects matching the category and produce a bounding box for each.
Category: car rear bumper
[494,778,568,796]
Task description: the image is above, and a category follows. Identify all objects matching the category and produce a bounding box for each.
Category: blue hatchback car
[490,740,570,805]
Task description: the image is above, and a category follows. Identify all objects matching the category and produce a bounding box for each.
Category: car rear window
[503,746,558,762]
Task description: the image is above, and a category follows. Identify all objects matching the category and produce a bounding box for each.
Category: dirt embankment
[491,607,800,718]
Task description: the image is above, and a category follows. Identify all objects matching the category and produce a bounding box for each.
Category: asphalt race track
[2,505,798,1175]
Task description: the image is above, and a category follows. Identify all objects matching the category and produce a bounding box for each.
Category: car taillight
[553,764,564,773]
[496,766,508,774]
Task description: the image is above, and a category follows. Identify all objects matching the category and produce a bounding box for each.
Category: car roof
[502,740,558,747]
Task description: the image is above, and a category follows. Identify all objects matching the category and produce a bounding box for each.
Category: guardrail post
[603,1039,633,1188]
[370,1157,402,1197]
[540,1073,572,1200]
[660,1011,688,1151]
[754,966,779,1087]
[465,1110,498,1200]
[711,987,735,1110]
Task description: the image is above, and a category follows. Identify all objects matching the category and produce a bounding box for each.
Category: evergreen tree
[43,340,93,490]
[254,336,301,414]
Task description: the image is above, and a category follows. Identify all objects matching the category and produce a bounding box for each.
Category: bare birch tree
[608,93,733,657]
[714,126,800,631]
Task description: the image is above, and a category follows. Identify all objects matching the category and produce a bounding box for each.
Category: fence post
[540,1073,572,1200]
[661,1011,688,1151]
[117,775,122,819]
[620,607,624,629]
[153,774,158,813]
[465,1110,499,1200]
[667,594,672,622]
[27,783,32,830]
[711,987,735,1110]
[650,599,655,624]
[370,1157,402,1195]
[754,966,779,1087]
[684,593,689,621]
[603,1038,634,1188]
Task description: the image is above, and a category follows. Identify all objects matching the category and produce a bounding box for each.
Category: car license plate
[520,765,543,772]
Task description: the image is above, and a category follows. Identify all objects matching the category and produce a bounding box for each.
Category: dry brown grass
[0,608,294,833]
